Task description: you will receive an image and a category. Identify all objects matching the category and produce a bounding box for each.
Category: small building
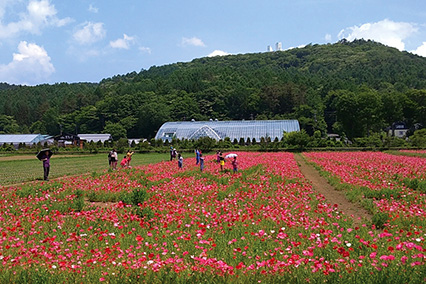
[54,133,112,148]
[78,134,112,144]
[388,122,409,138]
[0,134,51,149]
[128,138,147,146]
[155,120,300,142]
[54,133,80,147]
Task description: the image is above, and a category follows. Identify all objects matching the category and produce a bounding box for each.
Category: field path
[294,153,372,225]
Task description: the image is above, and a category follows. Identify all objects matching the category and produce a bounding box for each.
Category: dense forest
[0,39,425,141]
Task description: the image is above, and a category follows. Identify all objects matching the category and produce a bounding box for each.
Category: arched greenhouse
[155,120,300,142]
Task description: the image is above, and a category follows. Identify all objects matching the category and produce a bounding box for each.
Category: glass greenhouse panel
[155,120,300,142]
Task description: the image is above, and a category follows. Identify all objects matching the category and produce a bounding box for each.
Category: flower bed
[0,152,424,283]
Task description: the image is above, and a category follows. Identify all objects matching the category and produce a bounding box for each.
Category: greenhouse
[0,134,51,148]
[155,120,300,142]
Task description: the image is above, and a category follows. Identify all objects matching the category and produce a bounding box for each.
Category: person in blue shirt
[199,153,204,171]
[195,149,200,165]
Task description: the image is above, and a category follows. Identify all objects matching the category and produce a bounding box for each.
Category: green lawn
[0,153,170,186]
[385,150,426,158]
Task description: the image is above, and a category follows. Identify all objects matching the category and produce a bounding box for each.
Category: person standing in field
[40,150,51,181]
[199,153,204,172]
[178,153,183,169]
[108,150,113,168]
[219,152,225,171]
[195,149,200,165]
[110,149,118,170]
[170,146,177,161]
[232,156,238,173]
[126,149,134,167]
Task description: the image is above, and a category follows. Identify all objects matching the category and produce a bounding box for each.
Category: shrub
[372,212,389,229]
[194,137,217,153]
[71,189,85,212]
[284,129,310,149]
[131,187,148,206]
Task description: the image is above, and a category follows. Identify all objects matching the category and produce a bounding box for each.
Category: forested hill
[1,39,425,139]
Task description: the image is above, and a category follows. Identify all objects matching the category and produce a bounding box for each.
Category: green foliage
[409,129,426,147]
[284,129,310,149]
[131,187,148,206]
[104,122,127,141]
[382,135,407,147]
[353,132,384,147]
[0,115,19,133]
[403,178,426,193]
[194,136,217,152]
[363,187,402,200]
[115,138,129,153]
[72,189,85,212]
[1,40,426,142]
[372,212,389,229]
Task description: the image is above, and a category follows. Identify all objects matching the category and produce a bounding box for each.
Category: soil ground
[294,153,372,225]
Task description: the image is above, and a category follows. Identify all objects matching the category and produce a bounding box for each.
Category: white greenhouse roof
[155,120,300,141]
[0,134,49,145]
[78,134,112,142]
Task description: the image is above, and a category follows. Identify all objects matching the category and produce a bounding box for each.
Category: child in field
[178,153,183,169]
[232,156,238,173]
[120,156,128,168]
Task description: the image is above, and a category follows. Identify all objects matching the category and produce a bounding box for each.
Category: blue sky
[1,0,426,85]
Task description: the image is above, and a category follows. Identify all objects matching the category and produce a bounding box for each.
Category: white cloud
[338,19,417,51]
[73,22,106,45]
[208,50,230,57]
[0,41,54,85]
[88,4,98,13]
[325,34,332,42]
[181,37,206,47]
[411,42,426,57]
[0,0,72,39]
[110,34,135,49]
[139,46,151,54]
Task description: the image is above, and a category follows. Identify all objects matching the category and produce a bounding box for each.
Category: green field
[0,153,170,186]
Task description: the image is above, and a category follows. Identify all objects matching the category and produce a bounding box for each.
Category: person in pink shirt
[231,156,238,173]
[120,156,128,168]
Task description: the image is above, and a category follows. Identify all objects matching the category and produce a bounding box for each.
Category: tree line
[0,39,425,143]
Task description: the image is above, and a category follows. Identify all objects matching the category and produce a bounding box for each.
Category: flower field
[1,152,425,283]
[304,152,426,280]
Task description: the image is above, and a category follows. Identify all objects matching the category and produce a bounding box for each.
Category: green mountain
[1,39,425,139]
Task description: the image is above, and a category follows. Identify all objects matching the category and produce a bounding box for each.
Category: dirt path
[294,153,372,225]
